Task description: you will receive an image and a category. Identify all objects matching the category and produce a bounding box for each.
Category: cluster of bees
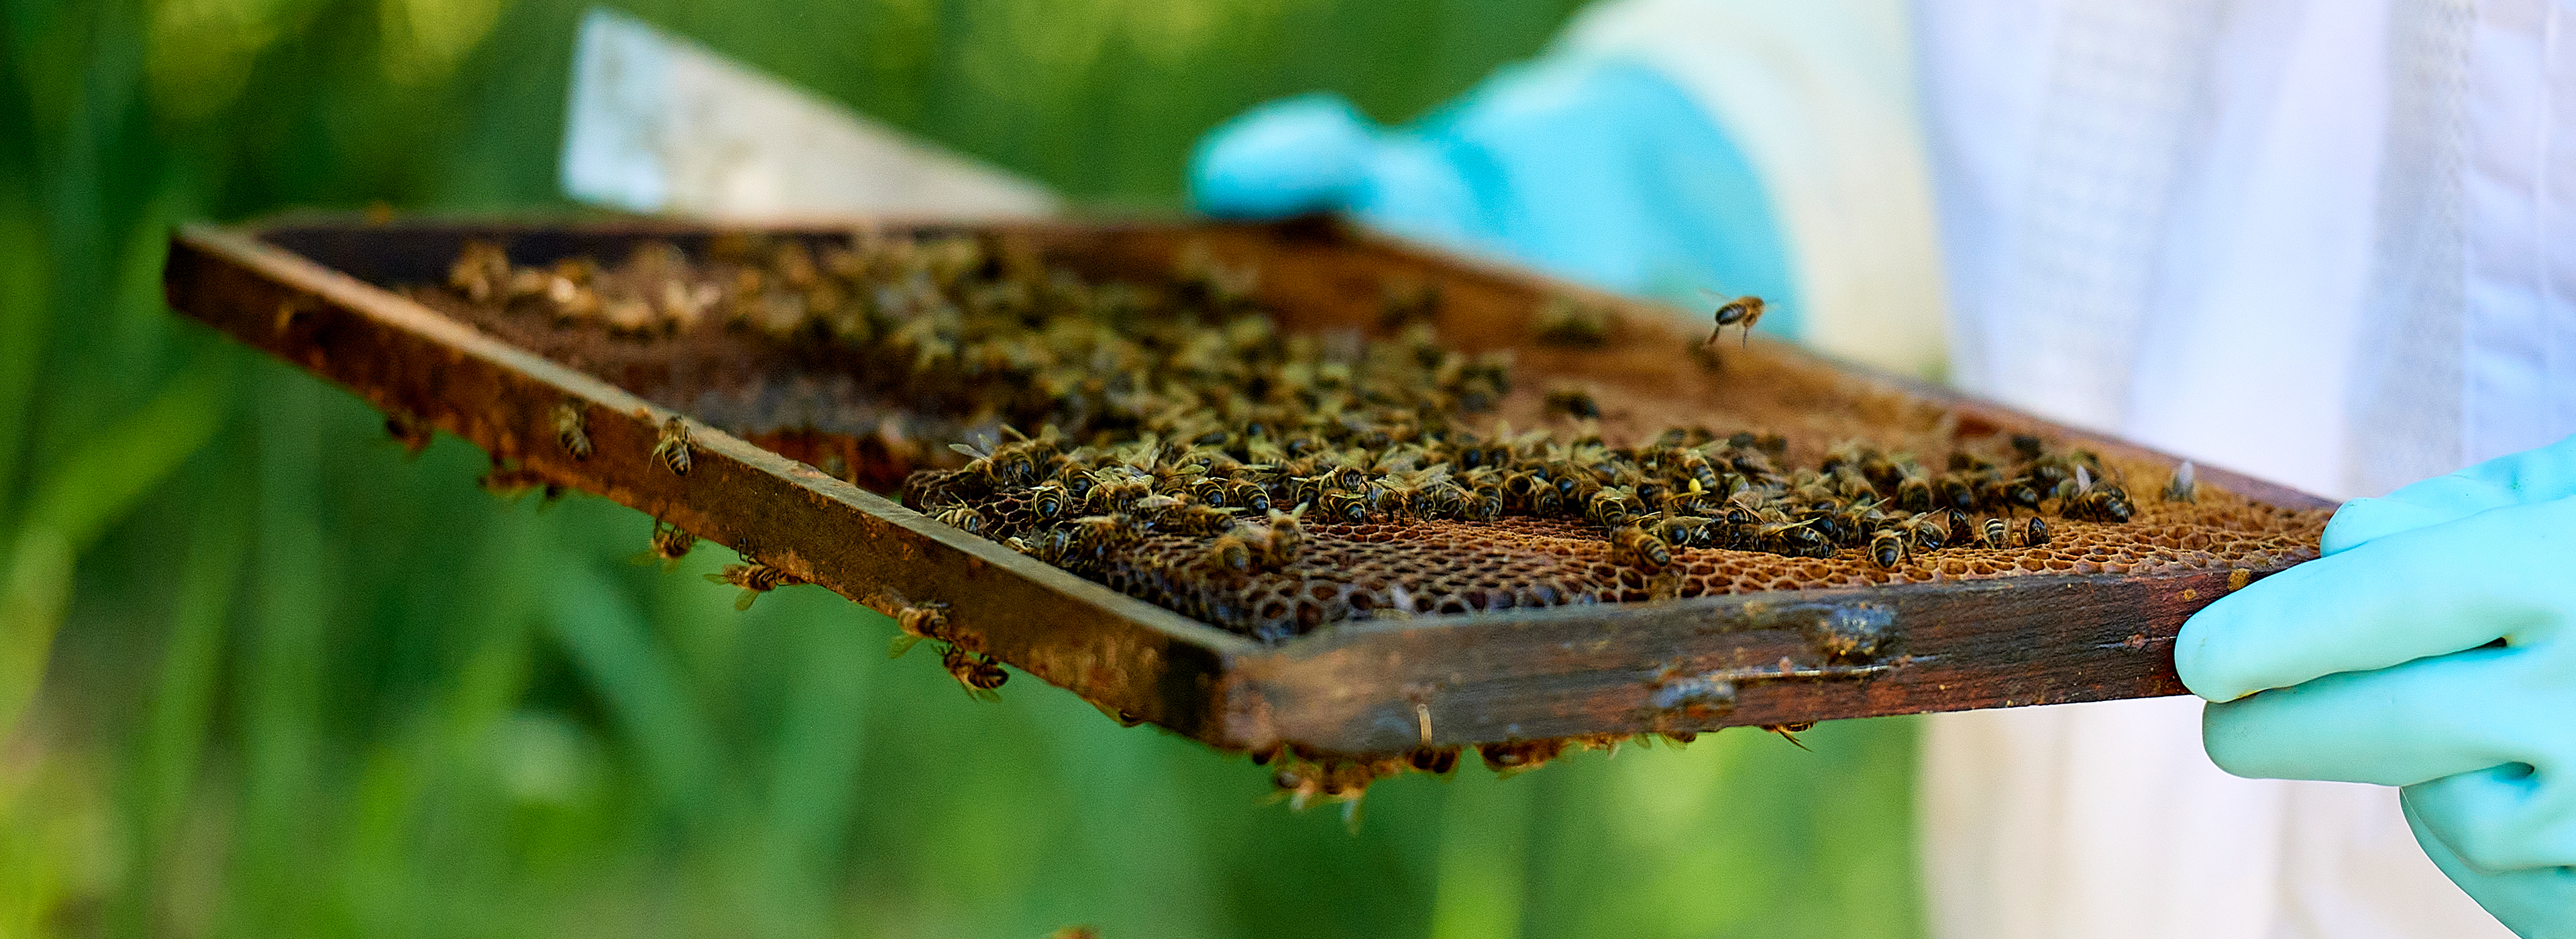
[447,231,2169,702]
[906,416,2151,599]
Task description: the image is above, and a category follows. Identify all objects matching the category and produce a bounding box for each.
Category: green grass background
[0,1,1924,936]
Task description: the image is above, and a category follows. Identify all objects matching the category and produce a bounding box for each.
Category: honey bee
[447,241,508,302]
[1250,505,1308,568]
[1701,290,1766,349]
[2063,465,2136,522]
[1896,468,1934,513]
[2025,516,2051,547]
[1587,487,1642,529]
[704,561,802,610]
[1205,532,1254,573]
[553,402,591,460]
[1542,384,1601,421]
[635,519,695,572]
[1609,524,1672,569]
[1868,529,1909,569]
[1020,478,1071,514]
[2163,461,2198,503]
[933,504,986,537]
[1480,739,1568,777]
[1933,474,1976,513]
[891,596,963,656]
[1761,722,1815,751]
[1227,480,1273,512]
[1320,490,1371,524]
[651,416,693,476]
[941,643,1008,702]
[1752,513,1831,558]
[1983,516,2010,549]
[1652,514,1715,549]
[384,408,433,457]
[1892,511,1949,551]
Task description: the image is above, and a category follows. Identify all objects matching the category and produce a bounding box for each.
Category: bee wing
[887,634,924,659]
[949,442,989,459]
[735,590,759,612]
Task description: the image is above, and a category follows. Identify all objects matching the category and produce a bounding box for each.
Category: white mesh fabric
[2346,0,2474,498]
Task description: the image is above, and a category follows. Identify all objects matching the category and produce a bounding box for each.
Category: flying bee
[704,561,802,610]
[1984,516,2010,549]
[932,504,985,537]
[1609,524,1672,569]
[941,643,1008,702]
[1868,529,1909,569]
[633,519,695,572]
[1542,384,1601,421]
[2025,516,2051,547]
[552,402,591,460]
[2163,461,2198,503]
[651,416,693,476]
[1701,290,1767,349]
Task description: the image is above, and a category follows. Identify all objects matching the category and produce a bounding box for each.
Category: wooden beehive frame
[162,217,2332,759]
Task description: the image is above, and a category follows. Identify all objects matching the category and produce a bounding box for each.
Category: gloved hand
[2178,434,2576,938]
[1189,57,1801,337]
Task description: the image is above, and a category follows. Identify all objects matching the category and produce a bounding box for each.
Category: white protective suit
[1562,0,2573,936]
[559,3,2576,934]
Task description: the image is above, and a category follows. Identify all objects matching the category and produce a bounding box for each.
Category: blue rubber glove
[1189,58,1804,339]
[2178,434,2576,938]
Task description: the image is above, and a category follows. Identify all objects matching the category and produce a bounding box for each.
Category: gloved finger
[2404,792,2576,936]
[1189,93,1379,219]
[2319,496,2471,555]
[2405,762,2576,872]
[2200,643,2570,786]
[2322,433,2576,555]
[2178,496,2576,703]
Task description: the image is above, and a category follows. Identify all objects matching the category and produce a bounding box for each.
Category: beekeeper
[1191,1,2575,937]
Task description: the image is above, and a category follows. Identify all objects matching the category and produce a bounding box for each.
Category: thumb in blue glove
[1189,58,1803,339]
[2178,434,2576,938]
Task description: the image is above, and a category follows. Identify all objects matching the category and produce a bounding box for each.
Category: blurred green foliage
[0,0,1925,936]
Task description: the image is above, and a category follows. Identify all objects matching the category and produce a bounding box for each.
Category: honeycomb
[415,231,2330,644]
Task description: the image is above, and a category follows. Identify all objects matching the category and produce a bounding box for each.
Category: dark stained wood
[164,217,2335,760]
